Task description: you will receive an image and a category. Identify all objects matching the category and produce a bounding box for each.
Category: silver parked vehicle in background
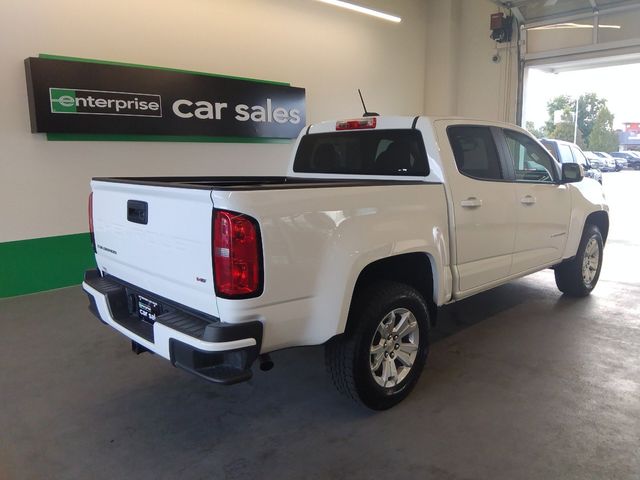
[540,139,603,185]
[584,151,606,171]
[593,151,621,171]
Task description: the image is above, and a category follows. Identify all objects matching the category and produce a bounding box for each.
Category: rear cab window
[293,130,429,176]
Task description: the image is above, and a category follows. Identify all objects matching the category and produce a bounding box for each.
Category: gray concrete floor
[1,171,639,480]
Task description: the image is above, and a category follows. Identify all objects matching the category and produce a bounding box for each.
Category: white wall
[0,0,519,244]
[424,0,519,123]
[0,0,428,242]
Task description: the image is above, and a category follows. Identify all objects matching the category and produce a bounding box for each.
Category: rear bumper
[82,269,262,385]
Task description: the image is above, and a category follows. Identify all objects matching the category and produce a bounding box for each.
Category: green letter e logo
[50,88,77,113]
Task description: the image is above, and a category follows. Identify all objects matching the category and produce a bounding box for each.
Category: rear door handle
[461,197,482,208]
[520,195,536,205]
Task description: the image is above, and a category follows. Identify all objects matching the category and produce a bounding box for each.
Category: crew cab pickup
[83,116,609,409]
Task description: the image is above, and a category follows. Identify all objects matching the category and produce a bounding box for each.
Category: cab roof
[306,115,527,135]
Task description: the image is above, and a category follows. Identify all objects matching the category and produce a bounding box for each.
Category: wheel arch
[344,252,437,333]
[585,210,609,244]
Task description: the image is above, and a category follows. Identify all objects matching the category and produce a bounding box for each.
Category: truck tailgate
[91,180,218,318]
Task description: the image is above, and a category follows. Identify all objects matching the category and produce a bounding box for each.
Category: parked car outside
[612,157,627,170]
[540,139,603,184]
[584,151,606,171]
[626,151,640,169]
[608,152,631,169]
[593,152,618,172]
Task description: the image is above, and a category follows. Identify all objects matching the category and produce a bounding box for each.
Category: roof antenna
[358,89,379,117]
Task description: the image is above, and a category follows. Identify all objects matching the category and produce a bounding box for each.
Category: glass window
[504,129,557,183]
[447,126,503,181]
[570,146,588,167]
[597,11,640,44]
[557,144,575,164]
[293,130,429,176]
[526,20,593,54]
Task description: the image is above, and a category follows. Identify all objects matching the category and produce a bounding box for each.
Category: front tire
[325,281,430,410]
[555,224,603,297]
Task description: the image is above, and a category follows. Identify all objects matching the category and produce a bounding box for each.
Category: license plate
[137,295,163,323]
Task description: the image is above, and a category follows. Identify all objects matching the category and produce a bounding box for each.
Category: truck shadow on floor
[430,272,569,343]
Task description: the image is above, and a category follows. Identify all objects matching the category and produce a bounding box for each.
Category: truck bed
[92,176,431,191]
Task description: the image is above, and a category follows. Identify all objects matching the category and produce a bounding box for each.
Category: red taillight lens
[88,192,96,252]
[213,210,262,298]
[336,117,377,130]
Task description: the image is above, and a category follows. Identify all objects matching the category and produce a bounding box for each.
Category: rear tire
[325,281,430,410]
[555,224,603,297]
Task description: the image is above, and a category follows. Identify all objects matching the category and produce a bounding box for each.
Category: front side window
[503,130,557,183]
[447,126,503,181]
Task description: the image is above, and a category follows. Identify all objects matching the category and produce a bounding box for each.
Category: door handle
[461,197,482,208]
[127,200,148,224]
[520,195,536,205]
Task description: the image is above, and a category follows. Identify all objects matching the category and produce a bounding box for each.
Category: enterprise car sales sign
[24,56,306,140]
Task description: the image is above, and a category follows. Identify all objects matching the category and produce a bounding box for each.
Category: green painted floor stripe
[0,233,96,298]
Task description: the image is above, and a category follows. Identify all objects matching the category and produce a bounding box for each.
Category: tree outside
[543,94,573,136]
[588,106,619,152]
[525,121,545,138]
[548,122,585,147]
[531,92,617,150]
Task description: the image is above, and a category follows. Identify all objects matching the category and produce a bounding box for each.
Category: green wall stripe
[38,53,290,86]
[46,133,292,143]
[0,233,96,298]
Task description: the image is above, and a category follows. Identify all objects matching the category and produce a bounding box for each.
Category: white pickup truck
[83,115,609,409]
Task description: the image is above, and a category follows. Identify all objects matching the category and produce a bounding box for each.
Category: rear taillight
[88,192,96,252]
[336,117,377,130]
[213,210,262,298]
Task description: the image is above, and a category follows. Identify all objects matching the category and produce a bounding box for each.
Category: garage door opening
[522,60,640,153]
[502,0,640,133]
[521,57,640,290]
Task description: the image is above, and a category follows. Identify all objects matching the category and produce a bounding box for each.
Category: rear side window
[293,130,429,176]
[447,126,503,180]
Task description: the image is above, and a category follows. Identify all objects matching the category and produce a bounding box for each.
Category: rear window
[293,129,429,176]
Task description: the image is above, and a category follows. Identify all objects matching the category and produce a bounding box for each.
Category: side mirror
[562,163,584,183]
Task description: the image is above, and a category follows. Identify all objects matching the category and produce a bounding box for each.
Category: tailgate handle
[127,200,148,225]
